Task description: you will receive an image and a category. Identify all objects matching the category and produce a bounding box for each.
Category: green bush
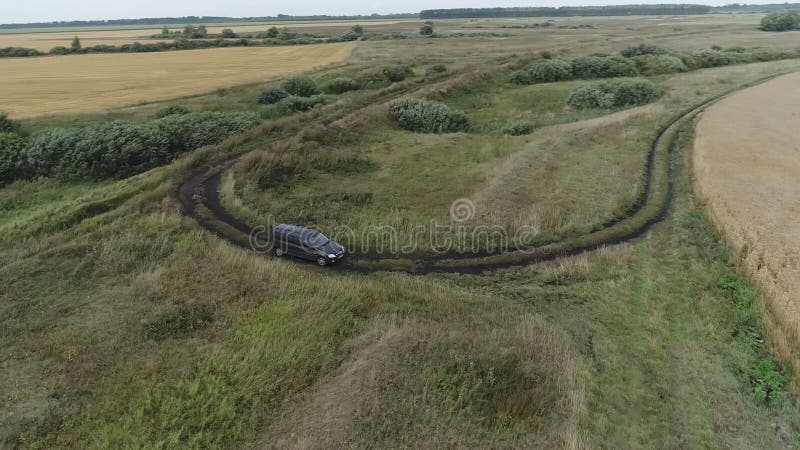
[0,46,43,57]
[26,128,83,177]
[155,105,190,118]
[59,122,171,179]
[685,48,733,69]
[0,113,19,133]
[383,64,413,82]
[620,43,667,58]
[501,122,535,136]
[528,58,573,83]
[281,75,319,97]
[280,95,331,112]
[632,54,688,75]
[258,87,289,105]
[420,22,435,36]
[151,111,259,153]
[567,79,662,110]
[760,11,800,31]
[510,69,533,85]
[389,98,471,133]
[325,77,360,94]
[425,63,447,75]
[0,133,30,184]
[571,55,639,79]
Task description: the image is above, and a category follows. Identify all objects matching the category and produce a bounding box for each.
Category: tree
[265,26,279,38]
[420,21,434,36]
[352,24,364,35]
[221,28,236,38]
[71,36,81,52]
[161,26,170,35]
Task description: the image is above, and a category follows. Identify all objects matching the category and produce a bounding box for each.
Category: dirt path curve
[177,74,786,275]
[693,71,800,380]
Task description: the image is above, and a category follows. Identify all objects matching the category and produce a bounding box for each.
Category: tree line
[420,4,711,19]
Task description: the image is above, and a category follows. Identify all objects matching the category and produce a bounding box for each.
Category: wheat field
[0,20,415,51]
[0,43,355,117]
[693,71,800,390]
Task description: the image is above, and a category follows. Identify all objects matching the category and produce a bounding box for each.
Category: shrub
[420,22,435,36]
[0,113,19,133]
[687,48,733,69]
[632,54,688,75]
[151,111,259,153]
[338,31,361,42]
[49,46,71,55]
[571,55,639,79]
[0,133,30,184]
[26,128,83,178]
[155,105,190,118]
[59,121,171,179]
[383,64,414,82]
[501,122,535,136]
[567,79,662,110]
[325,77,360,94]
[258,87,289,105]
[528,58,573,83]
[281,75,319,97]
[221,29,237,38]
[425,63,447,75]
[620,43,667,58]
[760,11,800,31]
[280,95,331,112]
[389,98,471,133]
[510,69,533,85]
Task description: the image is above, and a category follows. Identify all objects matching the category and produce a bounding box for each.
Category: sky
[0,0,776,24]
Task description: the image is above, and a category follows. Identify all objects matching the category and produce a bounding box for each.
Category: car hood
[322,240,345,254]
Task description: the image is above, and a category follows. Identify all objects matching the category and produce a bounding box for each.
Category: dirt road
[693,71,800,380]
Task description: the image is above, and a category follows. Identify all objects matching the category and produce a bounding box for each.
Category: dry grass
[0,44,355,118]
[693,71,800,390]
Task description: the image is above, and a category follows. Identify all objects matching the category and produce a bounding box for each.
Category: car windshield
[308,233,329,248]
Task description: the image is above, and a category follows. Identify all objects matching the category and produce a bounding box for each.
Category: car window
[308,233,329,248]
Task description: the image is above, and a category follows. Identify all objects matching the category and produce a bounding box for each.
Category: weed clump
[258,87,289,105]
[425,63,447,75]
[389,98,471,133]
[501,122,535,136]
[155,105,190,118]
[567,79,662,110]
[144,303,214,341]
[325,77,360,94]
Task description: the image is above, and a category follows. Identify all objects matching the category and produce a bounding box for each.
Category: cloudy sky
[0,0,770,24]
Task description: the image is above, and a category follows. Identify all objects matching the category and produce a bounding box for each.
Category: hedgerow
[571,55,639,79]
[567,79,662,110]
[389,98,471,133]
[3,111,258,182]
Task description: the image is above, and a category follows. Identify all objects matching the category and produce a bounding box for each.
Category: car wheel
[317,257,327,266]
[274,248,285,257]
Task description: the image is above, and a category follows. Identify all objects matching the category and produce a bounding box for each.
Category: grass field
[0,44,355,118]
[2,13,800,449]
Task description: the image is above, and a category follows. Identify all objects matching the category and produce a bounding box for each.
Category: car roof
[273,224,320,237]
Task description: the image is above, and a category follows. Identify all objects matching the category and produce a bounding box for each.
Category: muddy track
[176,74,788,275]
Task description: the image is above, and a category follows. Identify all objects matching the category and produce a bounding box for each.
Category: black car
[272,224,345,266]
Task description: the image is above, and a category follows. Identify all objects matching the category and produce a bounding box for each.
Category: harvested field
[693,71,800,388]
[0,43,355,117]
[0,20,416,51]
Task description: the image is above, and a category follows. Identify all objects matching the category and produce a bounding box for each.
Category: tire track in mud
[176,74,789,275]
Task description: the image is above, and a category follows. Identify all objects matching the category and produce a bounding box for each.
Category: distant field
[0,20,417,51]
[0,44,355,117]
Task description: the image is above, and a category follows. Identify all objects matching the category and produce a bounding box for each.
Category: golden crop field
[0,43,356,117]
[693,71,800,386]
[0,20,416,51]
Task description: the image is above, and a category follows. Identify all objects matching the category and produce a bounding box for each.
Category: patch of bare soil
[693,71,800,389]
